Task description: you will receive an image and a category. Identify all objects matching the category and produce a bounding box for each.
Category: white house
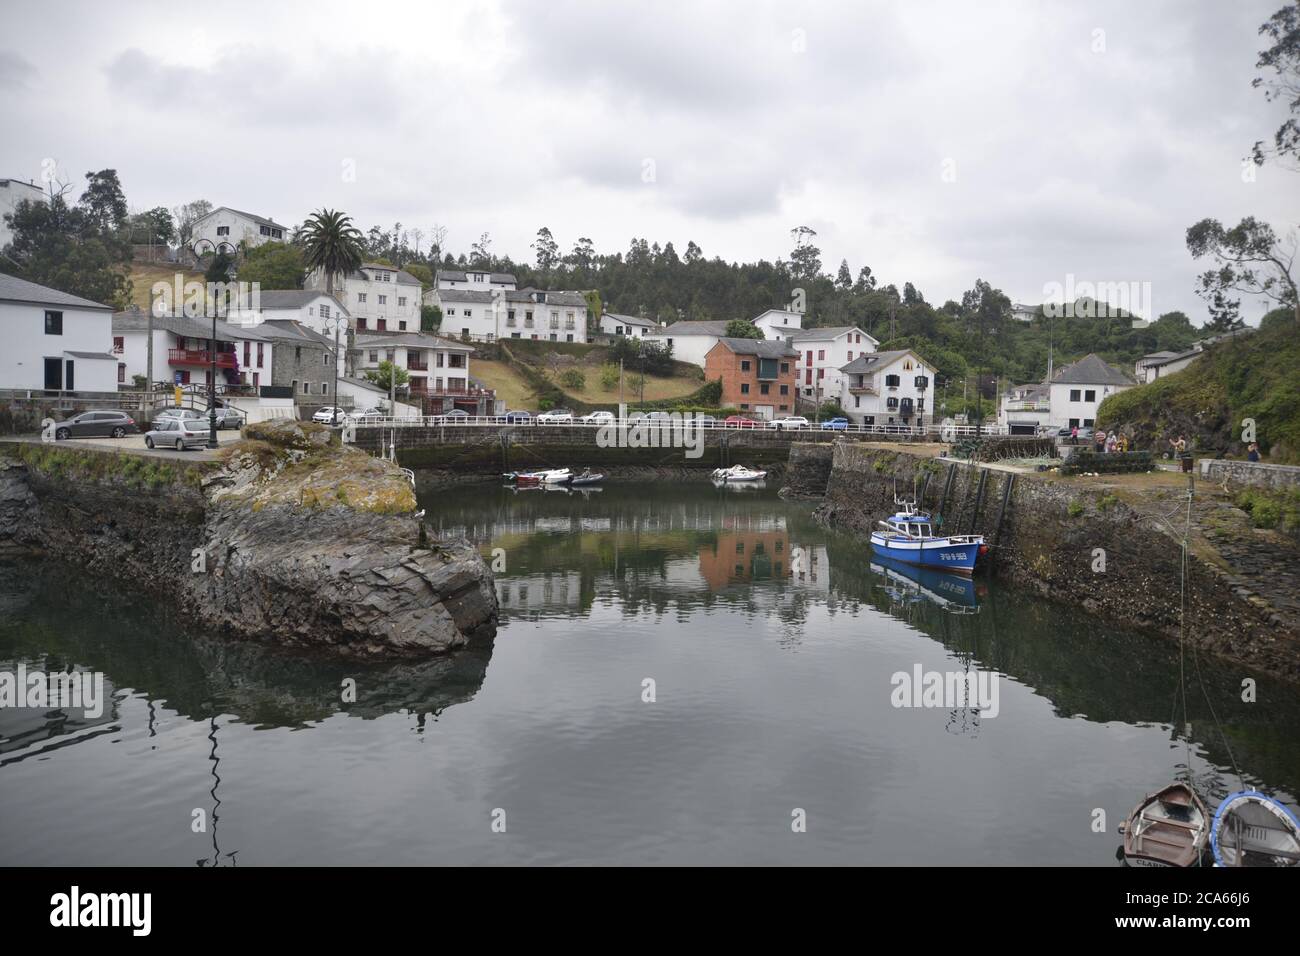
[230,289,350,377]
[1047,353,1136,431]
[189,206,288,254]
[354,332,482,406]
[752,308,803,339]
[0,274,117,392]
[429,285,590,343]
[998,381,1051,435]
[0,178,46,252]
[112,309,274,391]
[643,319,730,367]
[600,312,660,338]
[434,270,517,292]
[1010,302,1040,323]
[837,349,935,429]
[784,326,878,405]
[308,262,423,336]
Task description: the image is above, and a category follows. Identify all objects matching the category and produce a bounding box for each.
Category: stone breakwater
[0,421,497,660]
[795,442,1300,682]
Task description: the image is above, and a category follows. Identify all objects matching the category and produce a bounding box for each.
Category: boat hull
[870,534,981,573]
[1121,783,1209,868]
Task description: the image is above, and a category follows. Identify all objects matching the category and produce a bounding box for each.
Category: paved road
[2,430,242,461]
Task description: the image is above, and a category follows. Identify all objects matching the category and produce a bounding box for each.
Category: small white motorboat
[711,465,767,481]
[540,468,572,485]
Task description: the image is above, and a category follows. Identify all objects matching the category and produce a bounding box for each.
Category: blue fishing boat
[870,500,987,574]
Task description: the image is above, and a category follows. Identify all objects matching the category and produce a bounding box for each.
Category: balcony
[407,360,429,371]
[1004,401,1049,412]
[848,383,877,395]
[169,348,236,368]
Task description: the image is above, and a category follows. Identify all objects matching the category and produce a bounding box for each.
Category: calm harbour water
[1,479,1297,866]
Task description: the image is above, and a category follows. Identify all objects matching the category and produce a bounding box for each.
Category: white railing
[342,415,983,437]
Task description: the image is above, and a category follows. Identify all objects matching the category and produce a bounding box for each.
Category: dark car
[54,410,140,440]
[504,410,532,423]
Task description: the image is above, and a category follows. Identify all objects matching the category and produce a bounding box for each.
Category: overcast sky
[2,0,1296,324]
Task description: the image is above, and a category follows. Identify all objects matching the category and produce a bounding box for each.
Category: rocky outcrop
[0,423,497,660]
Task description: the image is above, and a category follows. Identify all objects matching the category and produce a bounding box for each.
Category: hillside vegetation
[1098,323,1300,463]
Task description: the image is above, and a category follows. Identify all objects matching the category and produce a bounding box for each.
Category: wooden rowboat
[1119,783,1209,867]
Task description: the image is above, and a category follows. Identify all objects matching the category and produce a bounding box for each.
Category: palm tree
[300,209,363,296]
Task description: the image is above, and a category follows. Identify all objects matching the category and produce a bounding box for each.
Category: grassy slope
[127,263,206,312]
[474,354,704,411]
[1098,322,1300,462]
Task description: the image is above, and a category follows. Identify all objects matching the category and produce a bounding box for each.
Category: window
[758,358,778,379]
[818,368,825,379]
[244,342,251,366]
[321,304,331,319]
[1084,418,1095,427]
[760,383,770,395]
[1069,389,1081,402]
[44,310,62,335]
[112,335,124,353]
[741,360,751,371]
[779,404,788,411]
[817,349,825,361]
[357,318,368,330]
[566,334,574,342]
[885,374,900,387]
[322,352,329,366]
[216,226,230,236]
[740,403,749,410]
[805,350,813,365]
[399,321,407,331]
[507,310,516,326]
[369,350,378,362]
[855,334,861,344]
[398,297,407,307]
[117,363,125,383]
[904,360,913,370]
[914,375,929,388]
[378,295,387,305]
[887,397,899,409]
[780,362,789,373]
[257,343,264,368]
[550,311,559,329]
[846,351,852,361]
[741,383,750,394]
[302,382,311,394]
[358,293,367,303]
[1085,389,1096,402]
[565,311,575,329]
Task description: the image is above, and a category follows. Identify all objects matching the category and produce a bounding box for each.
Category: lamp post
[191,237,231,449]
[324,314,345,426]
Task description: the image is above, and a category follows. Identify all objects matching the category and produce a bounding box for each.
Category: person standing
[1106,431,1118,453]
[1070,424,1078,446]
[1247,442,1261,462]
[1094,428,1106,453]
[1170,435,1190,473]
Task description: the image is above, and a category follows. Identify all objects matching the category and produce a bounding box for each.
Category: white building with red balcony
[837,349,934,429]
[354,332,496,414]
[782,325,877,407]
[112,308,274,391]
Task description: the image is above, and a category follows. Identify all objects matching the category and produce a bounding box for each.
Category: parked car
[536,409,574,424]
[348,407,385,424]
[580,410,615,425]
[53,410,140,440]
[646,411,673,423]
[153,407,206,426]
[503,410,533,424]
[214,405,245,429]
[767,416,810,430]
[144,417,209,451]
[693,414,718,427]
[723,415,760,429]
[431,409,470,423]
[312,406,347,424]
[820,417,850,431]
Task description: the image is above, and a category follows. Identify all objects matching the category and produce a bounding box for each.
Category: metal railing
[343,415,985,437]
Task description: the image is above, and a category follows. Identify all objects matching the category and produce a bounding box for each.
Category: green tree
[421,304,442,332]
[300,209,364,297]
[78,169,129,237]
[532,226,560,272]
[364,361,409,392]
[1251,2,1300,166]
[238,241,306,289]
[128,207,175,244]
[3,190,132,307]
[725,319,764,339]
[789,225,822,281]
[1187,216,1299,328]
[836,259,852,290]
[172,199,212,246]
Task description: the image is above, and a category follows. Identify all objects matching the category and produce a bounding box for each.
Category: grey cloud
[0,50,37,90]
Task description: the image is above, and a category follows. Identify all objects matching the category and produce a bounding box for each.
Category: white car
[312,406,347,424]
[767,416,811,430]
[580,410,615,425]
[536,409,574,425]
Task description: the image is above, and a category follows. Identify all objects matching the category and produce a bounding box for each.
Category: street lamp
[323,314,346,426]
[191,237,232,449]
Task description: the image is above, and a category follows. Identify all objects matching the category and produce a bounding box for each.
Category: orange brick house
[705,337,799,420]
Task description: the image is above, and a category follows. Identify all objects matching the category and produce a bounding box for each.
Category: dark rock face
[0,442,498,660]
[779,442,834,499]
[186,503,497,658]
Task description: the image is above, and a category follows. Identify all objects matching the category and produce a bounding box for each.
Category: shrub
[1067,501,1084,518]
[560,369,586,391]
[600,365,620,390]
